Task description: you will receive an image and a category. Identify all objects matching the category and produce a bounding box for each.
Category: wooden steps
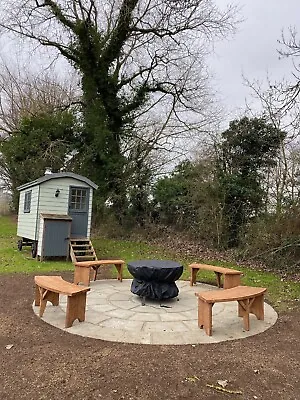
[69,238,97,264]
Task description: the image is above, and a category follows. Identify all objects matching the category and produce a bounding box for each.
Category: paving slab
[32,279,278,345]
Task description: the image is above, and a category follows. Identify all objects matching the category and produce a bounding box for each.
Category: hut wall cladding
[17,177,93,241]
[17,186,39,239]
[38,178,93,237]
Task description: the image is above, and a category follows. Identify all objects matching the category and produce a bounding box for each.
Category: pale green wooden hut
[17,172,98,259]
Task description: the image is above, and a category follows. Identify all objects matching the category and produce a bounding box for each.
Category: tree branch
[101,0,139,67]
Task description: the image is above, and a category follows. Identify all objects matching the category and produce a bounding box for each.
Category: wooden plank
[195,285,266,303]
[189,263,243,288]
[189,263,242,274]
[195,285,267,336]
[75,259,125,267]
[73,260,125,285]
[34,275,90,328]
[34,276,90,296]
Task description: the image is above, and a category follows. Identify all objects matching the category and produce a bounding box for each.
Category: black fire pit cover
[127,259,183,300]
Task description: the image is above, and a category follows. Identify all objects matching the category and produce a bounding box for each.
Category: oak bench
[74,259,125,286]
[195,285,267,336]
[34,276,90,328]
[189,263,243,289]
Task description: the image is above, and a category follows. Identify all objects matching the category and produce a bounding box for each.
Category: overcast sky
[209,0,300,127]
[0,0,299,134]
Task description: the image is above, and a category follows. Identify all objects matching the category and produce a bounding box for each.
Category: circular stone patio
[33,279,278,345]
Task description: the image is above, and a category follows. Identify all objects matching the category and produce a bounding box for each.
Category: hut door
[40,217,72,259]
[68,186,90,238]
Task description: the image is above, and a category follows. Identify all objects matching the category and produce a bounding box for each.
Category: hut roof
[17,172,98,191]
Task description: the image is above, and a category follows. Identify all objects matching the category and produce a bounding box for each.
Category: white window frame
[24,190,32,213]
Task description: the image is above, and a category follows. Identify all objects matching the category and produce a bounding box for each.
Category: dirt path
[0,272,300,400]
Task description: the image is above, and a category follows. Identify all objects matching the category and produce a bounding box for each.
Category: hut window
[24,190,32,213]
[70,188,87,211]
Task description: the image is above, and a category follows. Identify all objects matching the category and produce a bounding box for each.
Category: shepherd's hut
[17,172,98,260]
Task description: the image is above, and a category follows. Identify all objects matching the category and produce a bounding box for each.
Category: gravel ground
[1,272,300,400]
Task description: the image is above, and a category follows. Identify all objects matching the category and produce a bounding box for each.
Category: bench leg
[250,294,265,320]
[214,272,222,288]
[65,292,87,328]
[223,274,241,289]
[92,264,123,282]
[92,266,99,281]
[35,284,41,306]
[115,263,123,282]
[37,287,59,318]
[190,267,199,286]
[198,298,213,336]
[238,299,250,331]
[238,298,255,331]
[238,294,265,331]
[74,265,90,286]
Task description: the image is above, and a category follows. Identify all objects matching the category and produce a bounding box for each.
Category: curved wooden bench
[189,263,243,289]
[195,286,267,336]
[34,276,90,328]
[74,259,125,286]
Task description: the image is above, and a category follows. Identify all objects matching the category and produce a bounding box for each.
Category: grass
[1,215,300,312]
[0,215,72,274]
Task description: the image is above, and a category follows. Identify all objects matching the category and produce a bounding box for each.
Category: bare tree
[0,0,238,217]
[0,61,79,135]
[278,27,300,108]
[244,76,300,215]
[0,63,80,206]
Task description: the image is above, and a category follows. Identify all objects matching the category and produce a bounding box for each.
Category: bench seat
[34,276,90,328]
[195,285,267,336]
[74,259,125,286]
[189,263,243,289]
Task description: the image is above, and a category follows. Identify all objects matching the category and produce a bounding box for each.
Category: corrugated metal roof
[17,172,98,191]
